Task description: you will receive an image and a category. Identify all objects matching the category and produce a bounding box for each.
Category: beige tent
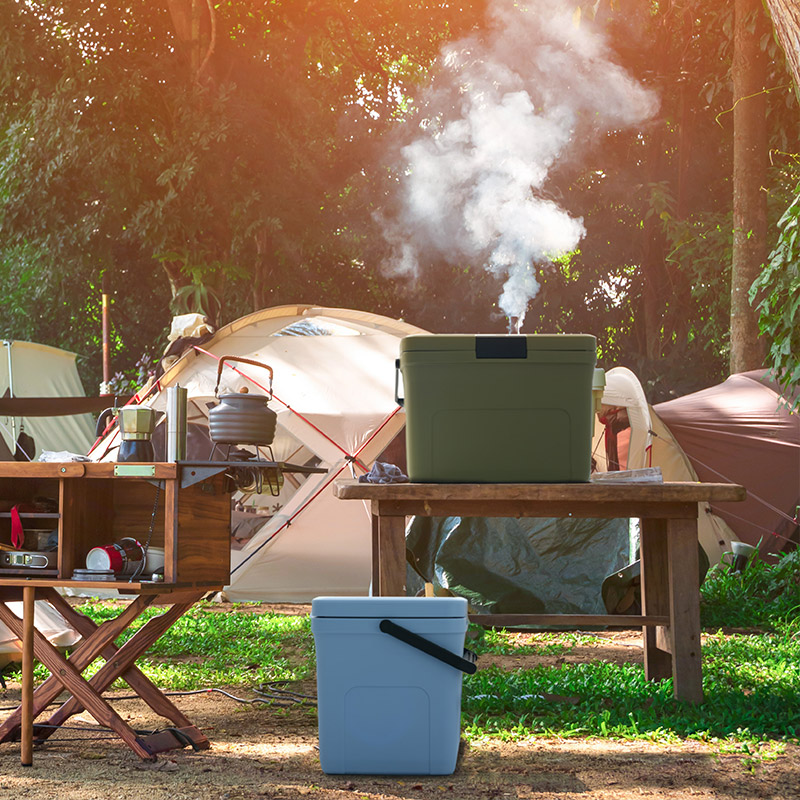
[0,341,93,663]
[0,340,95,460]
[91,305,426,601]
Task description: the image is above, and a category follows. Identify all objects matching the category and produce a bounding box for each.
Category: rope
[648,428,799,535]
[677,447,797,527]
[230,405,402,575]
[705,504,796,545]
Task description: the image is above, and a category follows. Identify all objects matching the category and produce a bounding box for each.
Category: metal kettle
[208,356,277,446]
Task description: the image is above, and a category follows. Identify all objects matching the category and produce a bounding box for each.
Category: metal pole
[101,272,110,395]
[3,341,17,445]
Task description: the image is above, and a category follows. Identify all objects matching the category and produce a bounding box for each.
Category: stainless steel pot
[208,356,277,446]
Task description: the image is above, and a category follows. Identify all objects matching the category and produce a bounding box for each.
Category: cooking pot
[208,356,277,446]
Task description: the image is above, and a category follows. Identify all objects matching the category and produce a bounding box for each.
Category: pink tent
[654,371,800,557]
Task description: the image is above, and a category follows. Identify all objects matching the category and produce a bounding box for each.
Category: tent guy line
[704,504,795,545]
[644,425,798,536]
[86,305,424,601]
[673,445,799,530]
[231,404,403,576]
[193,344,370,471]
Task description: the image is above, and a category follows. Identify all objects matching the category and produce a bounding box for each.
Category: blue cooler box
[311,596,475,775]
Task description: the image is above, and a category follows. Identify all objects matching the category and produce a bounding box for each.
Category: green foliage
[61,601,315,691]
[1,0,798,399]
[469,627,601,657]
[0,243,170,393]
[541,0,799,400]
[750,183,800,411]
[700,548,800,631]
[169,282,223,325]
[106,350,158,397]
[462,629,800,744]
[0,0,484,385]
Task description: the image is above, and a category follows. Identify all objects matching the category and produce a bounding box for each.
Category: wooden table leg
[0,604,156,760]
[44,592,198,734]
[39,601,197,738]
[371,510,380,595]
[376,512,406,597]
[0,591,210,759]
[666,518,704,704]
[21,586,35,767]
[0,594,155,745]
[640,518,672,682]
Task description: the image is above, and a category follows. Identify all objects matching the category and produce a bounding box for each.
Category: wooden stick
[21,586,35,766]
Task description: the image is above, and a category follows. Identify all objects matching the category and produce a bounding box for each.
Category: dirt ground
[1,604,798,800]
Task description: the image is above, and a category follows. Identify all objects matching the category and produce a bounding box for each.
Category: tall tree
[751,0,800,407]
[765,0,800,93]
[0,0,483,388]
[730,0,770,373]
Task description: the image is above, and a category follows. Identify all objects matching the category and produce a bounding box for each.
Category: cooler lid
[400,334,597,354]
[311,596,468,619]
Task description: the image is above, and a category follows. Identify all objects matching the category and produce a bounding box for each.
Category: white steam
[382,0,657,329]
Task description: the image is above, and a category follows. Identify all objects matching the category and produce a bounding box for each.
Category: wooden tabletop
[0,461,326,479]
[334,479,746,504]
[0,462,179,479]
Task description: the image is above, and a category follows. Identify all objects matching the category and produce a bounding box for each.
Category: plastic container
[311,596,474,775]
[144,546,165,574]
[398,334,598,482]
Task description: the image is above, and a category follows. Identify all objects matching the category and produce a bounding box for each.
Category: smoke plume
[381,0,657,330]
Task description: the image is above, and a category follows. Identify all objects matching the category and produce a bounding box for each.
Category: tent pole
[3,341,16,444]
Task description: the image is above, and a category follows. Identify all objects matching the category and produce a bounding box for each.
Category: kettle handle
[215,356,274,399]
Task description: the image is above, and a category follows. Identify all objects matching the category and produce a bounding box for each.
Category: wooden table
[333,480,746,704]
[0,584,214,763]
[0,461,234,764]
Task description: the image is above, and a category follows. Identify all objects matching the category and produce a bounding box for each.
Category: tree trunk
[764,0,800,96]
[730,0,769,374]
[165,0,215,81]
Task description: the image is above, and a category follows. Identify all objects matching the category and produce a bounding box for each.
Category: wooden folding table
[0,584,214,763]
[0,461,233,764]
[334,480,746,704]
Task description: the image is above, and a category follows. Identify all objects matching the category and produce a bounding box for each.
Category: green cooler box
[398,334,597,483]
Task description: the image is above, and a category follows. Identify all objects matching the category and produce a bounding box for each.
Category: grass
[461,629,800,743]
[3,549,799,758]
[10,600,315,690]
[699,546,800,631]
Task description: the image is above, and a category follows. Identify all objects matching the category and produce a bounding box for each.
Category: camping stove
[222,451,284,497]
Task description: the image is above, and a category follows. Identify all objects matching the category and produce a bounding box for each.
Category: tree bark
[764,0,800,96]
[730,0,769,373]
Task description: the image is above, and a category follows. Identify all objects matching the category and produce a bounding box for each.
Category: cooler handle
[394,360,404,407]
[379,619,477,674]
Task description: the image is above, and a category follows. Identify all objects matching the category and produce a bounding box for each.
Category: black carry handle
[394,359,404,406]
[379,619,478,675]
